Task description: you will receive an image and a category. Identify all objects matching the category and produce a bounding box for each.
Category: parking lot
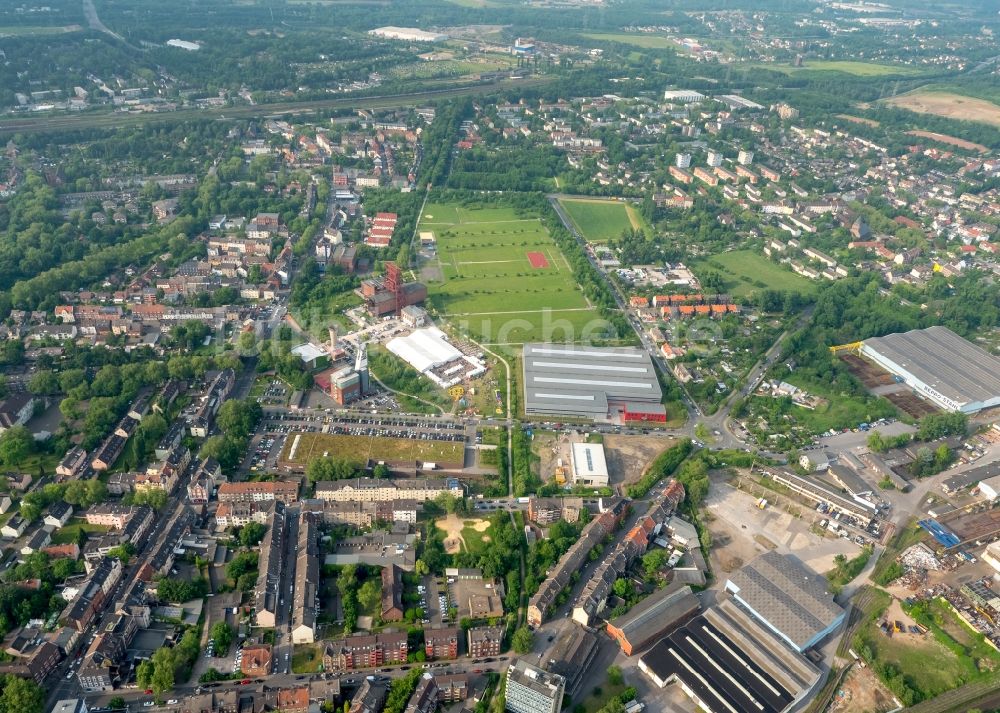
[259,412,469,444]
[704,478,859,576]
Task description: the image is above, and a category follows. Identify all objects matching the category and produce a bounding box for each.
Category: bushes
[626,440,693,498]
[155,577,209,603]
[873,560,906,586]
[827,546,873,590]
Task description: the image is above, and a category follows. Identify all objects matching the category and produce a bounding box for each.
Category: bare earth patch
[828,664,897,713]
[885,91,1000,132]
[905,129,989,154]
[436,514,467,554]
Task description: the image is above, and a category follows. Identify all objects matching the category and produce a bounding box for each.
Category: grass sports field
[419,201,603,345]
[558,198,647,242]
[694,250,817,297]
[750,60,921,77]
[281,431,464,466]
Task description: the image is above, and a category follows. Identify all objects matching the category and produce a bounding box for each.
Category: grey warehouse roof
[864,326,1000,408]
[522,344,663,418]
[726,551,843,650]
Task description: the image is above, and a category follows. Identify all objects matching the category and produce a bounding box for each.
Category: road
[82,0,133,47]
[548,193,701,422]
[548,193,795,459]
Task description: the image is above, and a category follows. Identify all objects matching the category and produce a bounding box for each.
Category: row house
[215,500,276,530]
[217,480,299,504]
[56,446,89,480]
[314,478,463,503]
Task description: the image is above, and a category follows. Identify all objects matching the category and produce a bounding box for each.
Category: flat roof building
[861,326,1000,414]
[505,660,565,713]
[570,443,609,487]
[522,344,665,423]
[724,551,845,652]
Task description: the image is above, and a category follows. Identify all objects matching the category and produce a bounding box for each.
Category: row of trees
[199,398,262,473]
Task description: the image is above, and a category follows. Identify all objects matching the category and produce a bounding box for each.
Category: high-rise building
[738,149,754,166]
[706,149,723,167]
[674,152,692,169]
[505,660,565,713]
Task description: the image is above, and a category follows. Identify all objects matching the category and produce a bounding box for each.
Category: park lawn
[856,593,998,704]
[558,198,637,242]
[582,32,674,49]
[578,681,628,713]
[748,60,922,77]
[50,520,111,545]
[867,633,971,699]
[291,644,322,674]
[694,250,818,297]
[461,520,491,554]
[420,200,602,345]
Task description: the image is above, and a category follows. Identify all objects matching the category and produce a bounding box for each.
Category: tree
[109,697,127,710]
[150,647,176,695]
[612,578,632,599]
[210,622,234,654]
[107,543,136,564]
[358,579,382,614]
[216,398,262,439]
[607,665,623,687]
[131,488,168,510]
[0,675,44,713]
[237,331,257,354]
[414,559,430,576]
[227,551,259,580]
[200,434,245,471]
[0,426,32,466]
[27,371,58,396]
[511,626,534,654]
[136,659,155,690]
[306,455,361,483]
[239,521,267,547]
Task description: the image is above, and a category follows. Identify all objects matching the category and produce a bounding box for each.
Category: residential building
[292,512,319,644]
[404,674,438,713]
[217,480,299,504]
[424,626,459,660]
[56,447,89,480]
[381,564,404,622]
[322,632,408,670]
[241,645,273,676]
[349,680,387,713]
[254,504,286,628]
[314,478,463,503]
[0,394,35,432]
[467,626,504,658]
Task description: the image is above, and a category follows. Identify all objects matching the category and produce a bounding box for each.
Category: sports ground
[558,197,647,243]
[418,201,603,345]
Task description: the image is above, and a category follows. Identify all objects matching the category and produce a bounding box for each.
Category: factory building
[522,344,665,423]
[861,326,1000,414]
[570,443,609,487]
[724,551,845,653]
